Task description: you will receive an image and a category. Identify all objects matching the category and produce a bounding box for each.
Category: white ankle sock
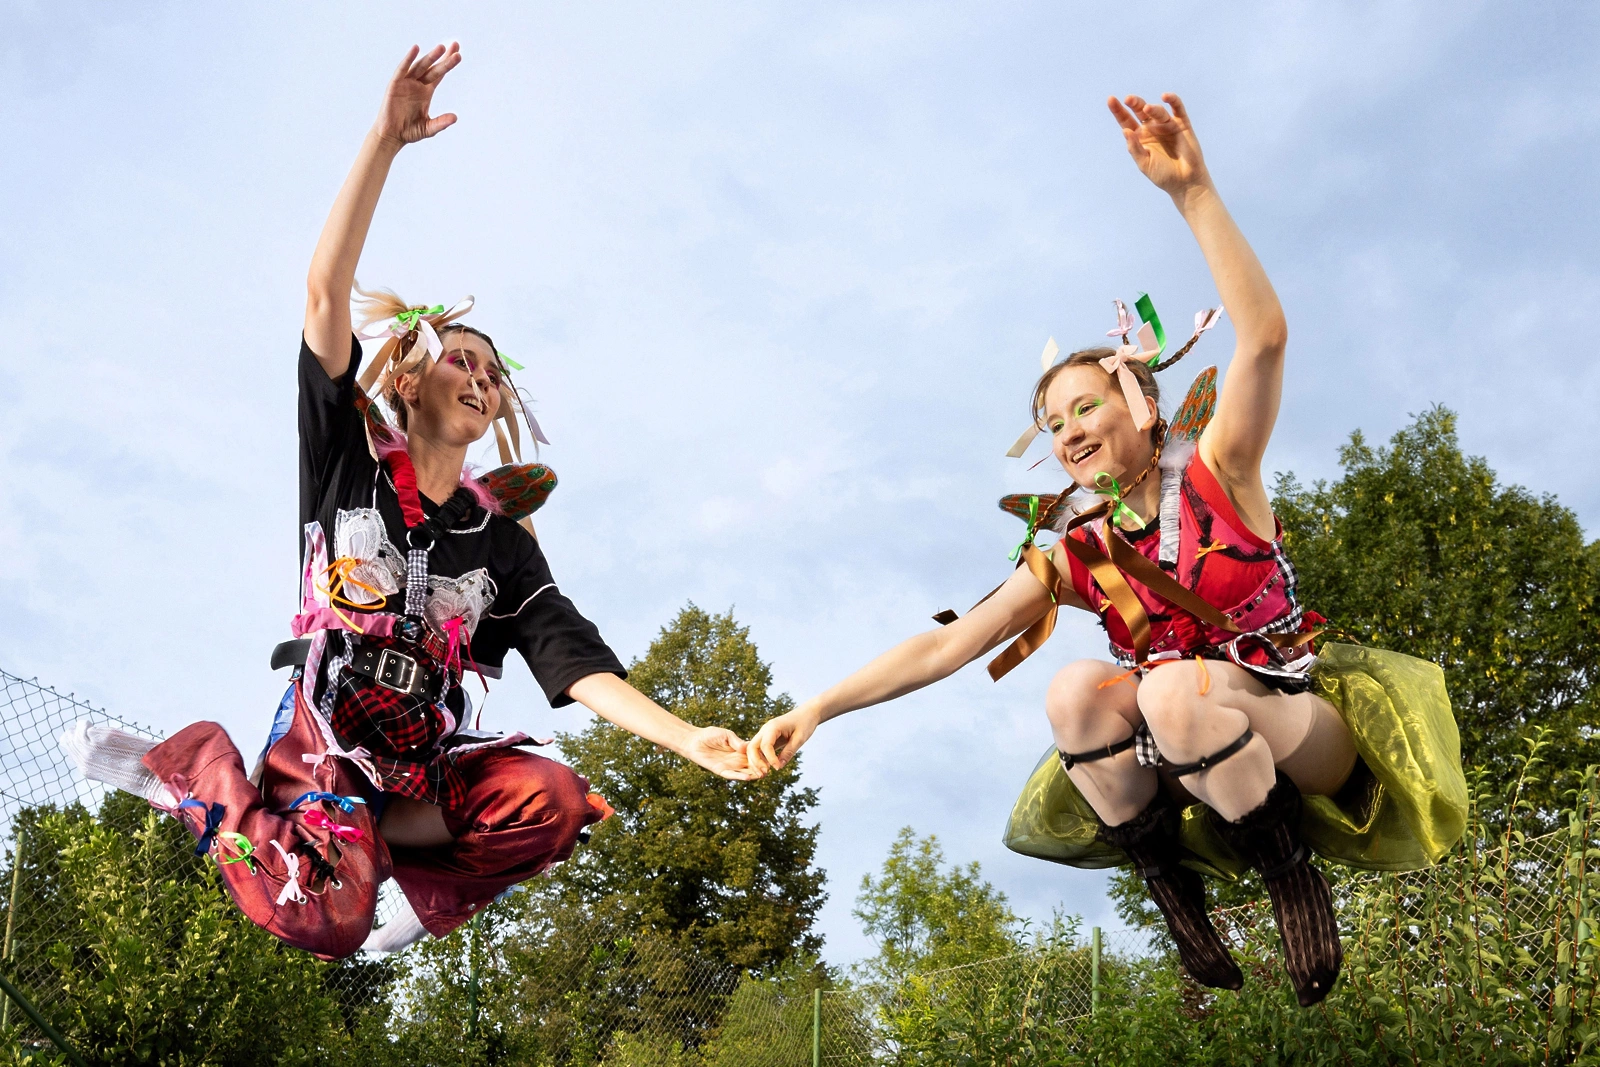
[59,720,177,808]
[363,894,430,954]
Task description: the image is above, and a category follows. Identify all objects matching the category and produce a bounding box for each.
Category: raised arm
[1109,93,1287,538]
[746,561,1074,773]
[304,44,461,375]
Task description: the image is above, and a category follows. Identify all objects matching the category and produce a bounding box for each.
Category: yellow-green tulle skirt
[1002,643,1469,879]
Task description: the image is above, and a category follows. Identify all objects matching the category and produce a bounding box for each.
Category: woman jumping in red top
[746,93,1465,1008]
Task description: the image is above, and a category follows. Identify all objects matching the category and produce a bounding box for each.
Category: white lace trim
[425,568,498,640]
[333,509,406,605]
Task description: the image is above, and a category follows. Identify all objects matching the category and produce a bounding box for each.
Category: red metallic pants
[142,685,605,959]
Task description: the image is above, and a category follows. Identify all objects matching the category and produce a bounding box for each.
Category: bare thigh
[1152,659,1356,797]
[379,796,454,848]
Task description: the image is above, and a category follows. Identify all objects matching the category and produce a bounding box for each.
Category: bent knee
[1046,660,1133,724]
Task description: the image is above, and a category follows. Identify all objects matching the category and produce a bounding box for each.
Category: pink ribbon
[1098,349,1157,432]
[1105,299,1141,343]
[303,809,364,843]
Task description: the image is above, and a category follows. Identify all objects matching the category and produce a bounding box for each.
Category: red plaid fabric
[329,633,466,808]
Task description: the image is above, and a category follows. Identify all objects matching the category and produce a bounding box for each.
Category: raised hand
[682,726,759,782]
[374,43,462,149]
[1107,93,1211,198]
[746,704,822,777]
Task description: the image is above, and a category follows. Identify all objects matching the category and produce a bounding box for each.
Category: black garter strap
[1161,729,1254,778]
[1058,734,1136,771]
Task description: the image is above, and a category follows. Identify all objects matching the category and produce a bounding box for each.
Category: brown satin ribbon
[983,544,1069,681]
[986,500,1318,680]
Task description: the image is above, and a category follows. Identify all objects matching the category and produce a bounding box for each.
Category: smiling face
[391,329,504,447]
[1040,363,1160,487]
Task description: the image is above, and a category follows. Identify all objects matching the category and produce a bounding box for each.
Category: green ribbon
[394,304,445,330]
[1133,292,1168,365]
[218,831,256,875]
[1008,495,1042,561]
[1092,472,1145,528]
[497,350,525,371]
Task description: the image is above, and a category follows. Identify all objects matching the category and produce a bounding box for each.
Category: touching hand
[682,726,758,782]
[374,43,463,149]
[1107,92,1210,198]
[746,704,822,777]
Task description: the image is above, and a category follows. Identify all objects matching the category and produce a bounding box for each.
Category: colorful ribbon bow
[1008,495,1042,561]
[287,791,367,814]
[1098,296,1167,432]
[303,809,365,843]
[217,831,257,875]
[1092,472,1145,528]
[269,840,306,905]
[356,298,475,362]
[177,799,225,857]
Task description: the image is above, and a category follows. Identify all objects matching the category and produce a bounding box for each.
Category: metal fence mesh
[1,665,1594,1064]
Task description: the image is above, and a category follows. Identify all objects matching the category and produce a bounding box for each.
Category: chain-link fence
[3,665,1598,1064]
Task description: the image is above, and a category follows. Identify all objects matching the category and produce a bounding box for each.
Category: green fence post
[1,828,22,1033]
[1090,926,1102,1015]
[813,987,821,1067]
[466,909,483,1041]
[0,969,87,1067]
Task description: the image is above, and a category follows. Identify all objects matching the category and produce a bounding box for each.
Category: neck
[1117,472,1163,530]
[405,434,469,505]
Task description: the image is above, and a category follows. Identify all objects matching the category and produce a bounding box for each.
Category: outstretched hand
[1107,93,1210,197]
[682,725,760,782]
[374,43,462,148]
[745,704,822,777]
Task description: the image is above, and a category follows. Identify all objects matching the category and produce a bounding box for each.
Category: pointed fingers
[1107,95,1139,131]
[394,45,420,75]
[407,43,446,81]
[424,42,462,83]
[1162,92,1189,122]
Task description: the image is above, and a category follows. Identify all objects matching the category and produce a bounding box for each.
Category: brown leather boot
[1212,772,1342,1007]
[1101,791,1243,990]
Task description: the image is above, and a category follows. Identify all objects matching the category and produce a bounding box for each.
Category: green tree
[1274,406,1600,815]
[853,828,1019,985]
[546,604,825,969]
[1114,406,1600,929]
[0,791,388,1066]
[420,605,827,1062]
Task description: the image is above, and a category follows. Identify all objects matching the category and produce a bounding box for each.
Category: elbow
[305,283,336,319]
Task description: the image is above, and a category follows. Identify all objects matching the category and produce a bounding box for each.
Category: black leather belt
[347,646,444,702]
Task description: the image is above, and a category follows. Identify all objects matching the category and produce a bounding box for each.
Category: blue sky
[5,2,1599,965]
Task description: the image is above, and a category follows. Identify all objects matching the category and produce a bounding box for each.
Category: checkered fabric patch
[329,635,464,807]
[1133,723,1162,769]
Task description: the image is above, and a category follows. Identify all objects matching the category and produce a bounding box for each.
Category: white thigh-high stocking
[59,720,177,808]
[362,894,429,954]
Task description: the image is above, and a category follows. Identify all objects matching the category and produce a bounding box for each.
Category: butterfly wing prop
[478,464,559,521]
[1165,366,1217,443]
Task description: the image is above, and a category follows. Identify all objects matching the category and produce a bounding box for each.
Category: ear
[1144,394,1159,427]
[393,364,424,406]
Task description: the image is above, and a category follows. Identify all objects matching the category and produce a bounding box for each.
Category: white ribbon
[270,840,307,906]
[1005,337,1061,458]
[355,297,476,362]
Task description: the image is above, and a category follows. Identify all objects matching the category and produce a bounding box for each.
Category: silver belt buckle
[375,648,419,694]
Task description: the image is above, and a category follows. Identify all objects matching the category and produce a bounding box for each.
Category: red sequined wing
[479,463,559,521]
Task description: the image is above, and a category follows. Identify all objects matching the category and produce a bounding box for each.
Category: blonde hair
[353,285,500,432]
